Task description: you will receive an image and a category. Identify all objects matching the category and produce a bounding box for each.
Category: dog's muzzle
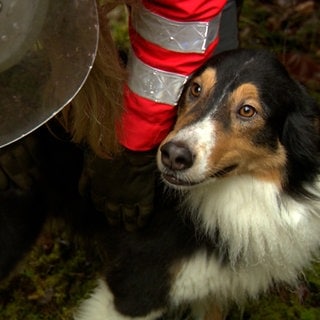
[158,141,199,187]
[160,141,194,171]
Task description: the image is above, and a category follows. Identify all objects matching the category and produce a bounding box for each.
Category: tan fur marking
[169,259,184,278]
[174,68,217,131]
[230,83,262,110]
[206,83,287,187]
[196,68,217,94]
[204,303,225,320]
[209,127,286,187]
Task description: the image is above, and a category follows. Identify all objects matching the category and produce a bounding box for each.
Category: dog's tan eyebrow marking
[193,67,217,94]
[233,83,259,99]
[229,83,262,111]
[175,68,217,129]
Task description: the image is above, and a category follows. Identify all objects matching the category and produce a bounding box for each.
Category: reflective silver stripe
[127,52,188,106]
[131,6,221,53]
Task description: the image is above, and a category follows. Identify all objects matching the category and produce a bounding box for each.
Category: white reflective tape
[132,6,221,53]
[127,52,188,106]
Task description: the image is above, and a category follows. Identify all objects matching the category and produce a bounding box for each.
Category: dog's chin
[161,164,238,190]
[161,173,207,190]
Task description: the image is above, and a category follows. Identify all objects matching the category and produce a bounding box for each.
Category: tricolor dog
[75,49,320,320]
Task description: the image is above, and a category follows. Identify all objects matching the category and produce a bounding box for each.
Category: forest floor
[0,0,319,319]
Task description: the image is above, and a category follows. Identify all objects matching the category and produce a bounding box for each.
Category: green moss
[108,5,130,53]
[228,263,320,319]
[0,1,319,319]
[0,231,99,320]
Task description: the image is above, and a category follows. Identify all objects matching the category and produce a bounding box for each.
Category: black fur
[180,49,320,196]
[86,49,320,317]
[93,187,225,317]
[1,49,319,319]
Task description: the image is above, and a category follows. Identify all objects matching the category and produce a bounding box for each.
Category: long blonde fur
[61,1,128,158]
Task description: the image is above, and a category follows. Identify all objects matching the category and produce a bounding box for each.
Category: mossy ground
[0,228,99,320]
[1,1,319,319]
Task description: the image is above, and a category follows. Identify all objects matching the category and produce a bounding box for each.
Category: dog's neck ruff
[184,174,320,273]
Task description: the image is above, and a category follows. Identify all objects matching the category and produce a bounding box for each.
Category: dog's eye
[238,105,256,118]
[190,82,202,97]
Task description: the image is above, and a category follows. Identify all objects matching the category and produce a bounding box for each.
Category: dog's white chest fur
[74,176,320,320]
[170,175,320,306]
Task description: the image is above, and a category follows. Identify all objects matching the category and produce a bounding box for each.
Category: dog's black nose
[160,141,194,170]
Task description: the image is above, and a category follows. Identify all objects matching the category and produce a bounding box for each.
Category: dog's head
[157,49,320,196]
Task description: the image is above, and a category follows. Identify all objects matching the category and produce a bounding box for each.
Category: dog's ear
[281,87,320,194]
